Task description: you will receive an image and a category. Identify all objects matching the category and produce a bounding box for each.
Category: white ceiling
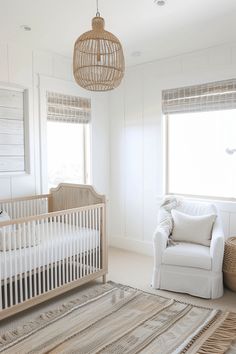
[0,0,236,66]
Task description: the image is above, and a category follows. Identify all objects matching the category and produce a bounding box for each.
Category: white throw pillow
[0,211,11,235]
[0,226,40,251]
[0,211,10,223]
[0,211,40,251]
[171,209,216,246]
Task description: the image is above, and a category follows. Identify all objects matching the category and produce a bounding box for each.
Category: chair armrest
[210,217,225,272]
[153,226,169,244]
[153,226,170,267]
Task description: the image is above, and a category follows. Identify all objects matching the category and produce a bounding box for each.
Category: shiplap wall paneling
[0,44,8,82]
[0,87,25,173]
[143,64,163,242]
[110,85,126,239]
[124,68,143,241]
[109,42,236,255]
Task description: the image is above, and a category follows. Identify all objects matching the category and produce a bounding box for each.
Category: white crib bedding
[0,222,100,280]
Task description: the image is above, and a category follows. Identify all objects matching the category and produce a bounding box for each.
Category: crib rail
[0,194,50,219]
[0,203,106,319]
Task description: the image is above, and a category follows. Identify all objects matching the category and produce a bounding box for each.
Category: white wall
[109,42,236,255]
[2,39,236,256]
[0,43,110,200]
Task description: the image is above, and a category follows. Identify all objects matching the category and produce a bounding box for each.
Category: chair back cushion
[171,209,216,246]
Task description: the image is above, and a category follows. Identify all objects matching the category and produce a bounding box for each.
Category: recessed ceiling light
[131,51,142,57]
[20,25,31,31]
[154,0,166,6]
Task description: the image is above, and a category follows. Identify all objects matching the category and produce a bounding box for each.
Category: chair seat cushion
[162,242,212,270]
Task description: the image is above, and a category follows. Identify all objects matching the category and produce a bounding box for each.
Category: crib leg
[102,274,107,284]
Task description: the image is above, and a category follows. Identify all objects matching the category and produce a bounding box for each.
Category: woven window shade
[162,79,236,114]
[47,92,91,123]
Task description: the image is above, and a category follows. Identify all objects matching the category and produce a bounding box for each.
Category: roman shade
[47,91,91,123]
[162,79,236,114]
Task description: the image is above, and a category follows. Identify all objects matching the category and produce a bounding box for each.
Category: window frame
[39,75,91,193]
[164,113,236,202]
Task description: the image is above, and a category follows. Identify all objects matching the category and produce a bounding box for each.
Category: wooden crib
[0,183,107,320]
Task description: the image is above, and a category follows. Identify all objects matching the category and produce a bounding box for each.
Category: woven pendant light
[73,0,125,92]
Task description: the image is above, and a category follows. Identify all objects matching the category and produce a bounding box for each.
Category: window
[46,92,91,189]
[163,79,236,200]
[166,109,236,199]
[47,122,89,188]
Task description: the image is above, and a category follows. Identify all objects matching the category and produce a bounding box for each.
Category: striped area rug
[0,282,236,354]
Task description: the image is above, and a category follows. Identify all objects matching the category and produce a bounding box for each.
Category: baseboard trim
[109,236,153,256]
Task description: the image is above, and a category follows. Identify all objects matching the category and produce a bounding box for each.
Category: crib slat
[92,209,94,273]
[91,209,93,274]
[33,220,37,299]
[65,214,69,283]
[50,217,53,290]
[3,227,8,308]
[83,210,85,277]
[76,212,79,280]
[95,208,97,272]
[12,202,15,219]
[69,213,72,282]
[62,214,65,285]
[84,210,87,276]
[79,211,82,279]
[22,223,28,301]
[37,220,40,295]
[26,201,29,218]
[58,215,61,287]
[40,219,44,294]
[16,202,19,219]
[54,218,58,289]
[14,225,18,306]
[29,221,32,300]
[73,212,75,280]
[87,210,89,276]
[19,225,23,305]
[75,212,77,280]
[86,210,88,276]
[98,208,101,269]
[46,218,49,291]
[89,209,91,275]
[9,223,13,307]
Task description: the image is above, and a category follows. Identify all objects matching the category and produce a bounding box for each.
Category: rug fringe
[197,312,236,354]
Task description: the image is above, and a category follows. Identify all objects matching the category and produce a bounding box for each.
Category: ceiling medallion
[73,0,125,92]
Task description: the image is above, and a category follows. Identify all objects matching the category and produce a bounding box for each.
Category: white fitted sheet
[0,222,100,279]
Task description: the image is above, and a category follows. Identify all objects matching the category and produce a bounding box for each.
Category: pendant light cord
[96,0,100,16]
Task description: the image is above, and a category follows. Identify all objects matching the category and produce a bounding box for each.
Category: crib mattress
[0,222,100,280]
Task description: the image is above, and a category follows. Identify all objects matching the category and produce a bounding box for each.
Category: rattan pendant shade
[73,15,125,92]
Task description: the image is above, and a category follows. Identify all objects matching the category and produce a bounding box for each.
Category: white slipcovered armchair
[152,198,225,299]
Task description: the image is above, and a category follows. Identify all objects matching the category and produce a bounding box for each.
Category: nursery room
[0,0,236,352]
